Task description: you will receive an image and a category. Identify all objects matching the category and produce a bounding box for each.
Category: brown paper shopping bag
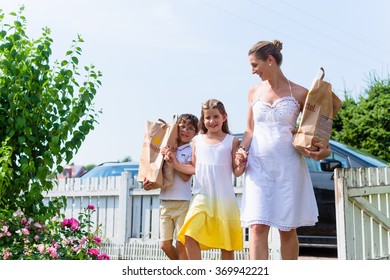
[161,116,178,189]
[137,116,178,189]
[293,68,343,152]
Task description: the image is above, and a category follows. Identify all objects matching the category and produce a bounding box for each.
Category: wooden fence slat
[352,202,362,259]
[131,196,142,238]
[151,196,160,240]
[98,196,108,237]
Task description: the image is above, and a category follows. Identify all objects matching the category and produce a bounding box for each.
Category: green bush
[332,74,390,163]
[0,6,102,216]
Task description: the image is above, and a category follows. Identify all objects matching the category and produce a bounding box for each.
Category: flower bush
[0,204,110,260]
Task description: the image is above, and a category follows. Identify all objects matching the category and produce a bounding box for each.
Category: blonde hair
[248,40,283,66]
[199,99,230,134]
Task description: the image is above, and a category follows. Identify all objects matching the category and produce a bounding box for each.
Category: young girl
[174,99,245,260]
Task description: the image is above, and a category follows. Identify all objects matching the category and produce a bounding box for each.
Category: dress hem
[241,219,318,231]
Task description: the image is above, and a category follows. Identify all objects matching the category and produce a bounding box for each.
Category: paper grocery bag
[293,68,343,152]
[137,117,178,189]
[161,116,178,189]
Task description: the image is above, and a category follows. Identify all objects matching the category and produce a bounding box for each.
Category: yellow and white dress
[177,134,243,251]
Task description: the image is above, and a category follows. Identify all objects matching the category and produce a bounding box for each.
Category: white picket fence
[45,167,390,260]
[44,172,274,259]
[335,167,390,260]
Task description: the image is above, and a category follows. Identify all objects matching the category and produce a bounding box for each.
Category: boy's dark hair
[177,114,199,134]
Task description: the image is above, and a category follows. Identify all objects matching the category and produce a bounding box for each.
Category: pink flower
[47,246,58,259]
[53,242,60,249]
[61,218,69,227]
[21,228,30,235]
[34,235,40,241]
[72,246,81,253]
[3,250,12,260]
[69,219,80,231]
[62,218,80,231]
[34,222,42,230]
[87,204,95,210]
[94,236,102,244]
[21,217,27,225]
[1,225,9,232]
[87,248,100,256]
[37,244,45,254]
[97,253,110,260]
[80,237,87,245]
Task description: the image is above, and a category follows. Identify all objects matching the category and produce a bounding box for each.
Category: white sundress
[240,82,319,231]
[177,134,243,251]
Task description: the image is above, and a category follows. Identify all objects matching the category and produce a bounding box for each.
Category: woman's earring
[269,63,272,66]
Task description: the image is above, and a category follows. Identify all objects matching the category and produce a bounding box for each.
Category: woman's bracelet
[237,145,249,152]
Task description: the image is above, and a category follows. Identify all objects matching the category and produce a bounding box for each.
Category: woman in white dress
[236,40,331,260]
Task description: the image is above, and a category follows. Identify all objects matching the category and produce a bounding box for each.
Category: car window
[329,140,388,167]
[82,164,138,178]
[305,150,349,172]
[329,151,348,167]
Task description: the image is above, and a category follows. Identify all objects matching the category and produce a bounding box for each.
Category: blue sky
[2,0,390,166]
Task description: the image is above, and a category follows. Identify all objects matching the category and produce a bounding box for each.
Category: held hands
[235,147,248,168]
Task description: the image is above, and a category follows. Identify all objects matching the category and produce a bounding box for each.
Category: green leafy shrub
[332,74,390,163]
[0,7,102,216]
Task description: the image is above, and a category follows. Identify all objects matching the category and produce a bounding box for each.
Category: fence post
[117,172,132,245]
[335,168,348,259]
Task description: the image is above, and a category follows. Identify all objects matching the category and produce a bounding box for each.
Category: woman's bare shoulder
[290,81,308,107]
[248,84,261,102]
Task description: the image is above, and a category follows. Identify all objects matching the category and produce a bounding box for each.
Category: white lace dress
[240,85,318,231]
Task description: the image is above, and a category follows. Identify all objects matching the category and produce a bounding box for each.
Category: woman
[236,40,331,260]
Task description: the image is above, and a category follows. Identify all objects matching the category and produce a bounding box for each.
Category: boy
[143,114,199,260]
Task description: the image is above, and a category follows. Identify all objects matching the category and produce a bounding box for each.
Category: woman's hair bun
[272,40,283,52]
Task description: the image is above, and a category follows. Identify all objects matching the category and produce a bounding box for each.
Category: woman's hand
[302,140,331,161]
